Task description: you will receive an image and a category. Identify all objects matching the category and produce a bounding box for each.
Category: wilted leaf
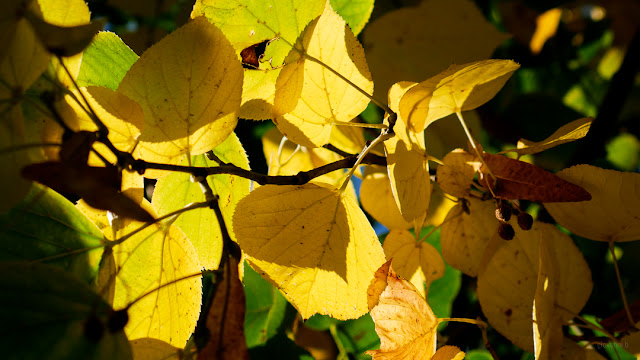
[273,2,373,148]
[0,262,132,360]
[154,133,250,270]
[366,260,438,359]
[110,217,203,347]
[499,117,593,156]
[233,183,386,320]
[118,17,243,170]
[437,149,481,198]
[385,133,431,222]
[383,229,445,297]
[545,165,640,242]
[198,256,250,360]
[479,153,592,202]
[399,59,519,133]
[364,0,509,99]
[440,198,497,277]
[477,222,592,352]
[360,169,412,230]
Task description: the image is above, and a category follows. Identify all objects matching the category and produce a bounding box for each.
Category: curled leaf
[500,117,593,156]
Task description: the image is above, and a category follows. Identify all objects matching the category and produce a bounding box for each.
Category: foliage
[1,0,639,359]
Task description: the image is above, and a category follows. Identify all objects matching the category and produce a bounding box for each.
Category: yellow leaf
[400,59,519,133]
[423,187,457,227]
[273,1,373,148]
[530,8,562,55]
[559,337,607,359]
[239,68,281,120]
[383,229,445,297]
[533,235,564,360]
[363,0,509,99]
[545,165,640,242]
[130,338,181,360]
[360,168,412,230]
[385,132,431,222]
[437,149,481,198]
[366,260,438,359]
[118,17,243,170]
[440,198,497,277]
[110,211,203,347]
[431,345,465,360]
[499,117,593,156]
[233,183,386,319]
[477,222,592,352]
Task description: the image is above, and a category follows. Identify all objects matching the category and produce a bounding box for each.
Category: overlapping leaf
[545,165,640,242]
[109,211,203,347]
[383,229,445,297]
[118,17,243,171]
[366,260,438,359]
[76,31,139,90]
[477,222,592,352]
[233,183,386,319]
[273,1,373,148]
[360,169,412,230]
[153,133,250,270]
[399,59,519,133]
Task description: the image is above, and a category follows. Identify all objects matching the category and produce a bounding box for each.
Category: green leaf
[329,0,374,35]
[606,133,640,171]
[153,133,250,270]
[465,349,494,360]
[336,314,380,358]
[243,261,290,347]
[76,31,138,90]
[192,0,325,68]
[0,262,131,360]
[0,185,104,286]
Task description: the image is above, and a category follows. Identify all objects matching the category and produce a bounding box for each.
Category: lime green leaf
[118,17,243,168]
[399,59,519,133]
[153,133,250,270]
[110,220,202,347]
[233,183,386,319]
[76,31,139,90]
[191,0,325,68]
[273,2,373,148]
[0,262,131,360]
[0,184,104,286]
[329,0,374,35]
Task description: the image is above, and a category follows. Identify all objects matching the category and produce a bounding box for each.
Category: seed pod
[495,202,512,222]
[498,222,515,240]
[518,212,533,230]
[107,309,129,333]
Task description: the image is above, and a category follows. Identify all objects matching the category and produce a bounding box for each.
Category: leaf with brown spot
[479,153,591,202]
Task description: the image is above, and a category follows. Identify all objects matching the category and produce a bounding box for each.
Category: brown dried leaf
[479,153,591,202]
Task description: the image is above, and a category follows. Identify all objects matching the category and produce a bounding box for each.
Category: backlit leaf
[479,153,592,202]
[0,184,104,285]
[440,198,497,277]
[364,0,509,99]
[499,117,593,156]
[545,165,640,242]
[76,31,139,90]
[118,17,243,171]
[366,260,438,359]
[233,183,386,319]
[153,133,250,270]
[110,215,203,347]
[400,60,519,133]
[477,222,592,352]
[0,262,132,360]
[383,229,445,297]
[273,1,374,148]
